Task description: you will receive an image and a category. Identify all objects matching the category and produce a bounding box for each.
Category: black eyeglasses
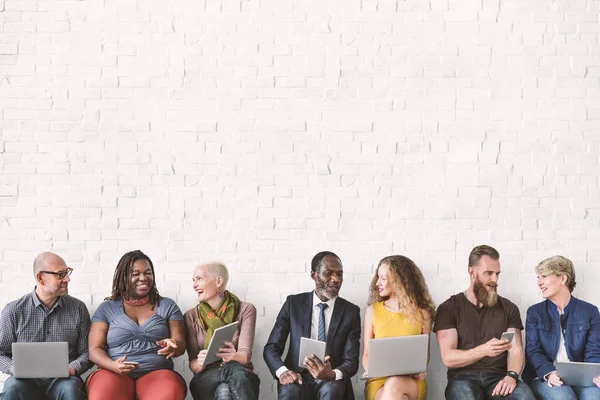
[40,268,73,280]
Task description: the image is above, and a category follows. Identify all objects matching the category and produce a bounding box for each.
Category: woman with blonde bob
[362,255,436,400]
[524,255,600,399]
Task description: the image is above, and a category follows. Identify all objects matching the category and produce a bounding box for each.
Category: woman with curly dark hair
[362,255,436,400]
[86,250,187,400]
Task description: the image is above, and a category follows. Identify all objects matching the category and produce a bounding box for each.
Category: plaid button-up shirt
[0,288,92,375]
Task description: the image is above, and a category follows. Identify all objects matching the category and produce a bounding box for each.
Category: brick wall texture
[1,0,600,398]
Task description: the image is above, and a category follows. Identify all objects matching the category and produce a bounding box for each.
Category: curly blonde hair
[368,255,436,326]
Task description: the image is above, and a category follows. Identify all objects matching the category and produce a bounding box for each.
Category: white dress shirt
[310,292,336,341]
[275,292,343,380]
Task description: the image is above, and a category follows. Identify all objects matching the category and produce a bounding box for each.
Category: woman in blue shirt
[524,255,600,399]
[86,250,187,400]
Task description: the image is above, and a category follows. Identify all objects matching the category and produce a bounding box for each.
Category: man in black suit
[263,251,361,400]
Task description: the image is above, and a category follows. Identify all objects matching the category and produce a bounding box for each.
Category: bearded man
[434,245,535,400]
[263,251,361,400]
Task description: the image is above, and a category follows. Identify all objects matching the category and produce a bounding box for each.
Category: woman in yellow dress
[363,255,436,400]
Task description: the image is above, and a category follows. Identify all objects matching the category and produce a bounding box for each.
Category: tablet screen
[298,337,326,368]
[202,321,240,366]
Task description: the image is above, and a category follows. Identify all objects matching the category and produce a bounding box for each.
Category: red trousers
[86,369,187,400]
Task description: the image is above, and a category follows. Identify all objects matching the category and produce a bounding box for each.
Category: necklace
[122,294,150,307]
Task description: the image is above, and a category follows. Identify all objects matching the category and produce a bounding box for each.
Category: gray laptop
[363,334,429,379]
[12,342,69,378]
[556,361,600,387]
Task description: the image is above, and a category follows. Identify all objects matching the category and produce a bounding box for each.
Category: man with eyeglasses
[0,252,92,400]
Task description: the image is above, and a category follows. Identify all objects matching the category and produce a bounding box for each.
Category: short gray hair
[197,262,229,287]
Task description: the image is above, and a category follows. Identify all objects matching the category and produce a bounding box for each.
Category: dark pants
[189,361,260,400]
[446,372,535,400]
[1,376,86,400]
[277,371,347,400]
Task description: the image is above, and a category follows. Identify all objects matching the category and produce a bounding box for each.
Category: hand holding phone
[500,331,515,343]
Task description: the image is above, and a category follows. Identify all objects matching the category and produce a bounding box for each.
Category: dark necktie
[317,303,328,342]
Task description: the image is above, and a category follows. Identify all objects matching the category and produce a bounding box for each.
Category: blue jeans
[446,372,536,400]
[1,376,86,400]
[530,378,600,400]
[189,361,260,400]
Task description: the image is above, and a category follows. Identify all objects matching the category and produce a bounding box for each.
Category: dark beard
[473,279,498,307]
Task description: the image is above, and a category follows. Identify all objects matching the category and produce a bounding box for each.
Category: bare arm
[422,310,432,365]
[88,321,138,376]
[88,322,114,370]
[437,328,484,369]
[88,322,120,373]
[361,305,374,372]
[157,319,186,358]
[490,328,524,396]
[436,328,511,369]
[506,327,525,374]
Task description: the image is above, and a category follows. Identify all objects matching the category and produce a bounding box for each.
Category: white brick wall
[1,0,600,398]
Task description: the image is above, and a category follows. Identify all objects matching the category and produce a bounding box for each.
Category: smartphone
[123,361,139,365]
[500,331,515,343]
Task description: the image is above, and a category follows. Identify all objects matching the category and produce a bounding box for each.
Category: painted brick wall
[1,0,600,398]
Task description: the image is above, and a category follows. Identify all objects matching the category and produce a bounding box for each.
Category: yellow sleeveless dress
[364,301,427,400]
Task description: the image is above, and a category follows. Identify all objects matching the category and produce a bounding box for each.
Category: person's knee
[214,382,233,400]
[86,369,134,399]
[136,370,187,400]
[3,376,30,392]
[384,376,412,390]
[506,382,536,400]
[223,362,258,391]
[49,377,86,400]
[445,378,481,400]
[318,379,346,400]
[574,386,600,400]
[224,361,248,379]
[2,377,39,400]
[278,382,302,400]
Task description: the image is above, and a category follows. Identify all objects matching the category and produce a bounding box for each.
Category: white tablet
[202,321,240,366]
[298,337,326,368]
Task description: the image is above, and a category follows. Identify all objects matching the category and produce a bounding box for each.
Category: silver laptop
[12,342,69,378]
[556,361,600,387]
[363,334,429,379]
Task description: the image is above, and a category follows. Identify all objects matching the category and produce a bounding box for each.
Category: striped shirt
[0,288,92,375]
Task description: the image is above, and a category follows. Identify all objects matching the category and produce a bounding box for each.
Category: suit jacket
[263,291,361,380]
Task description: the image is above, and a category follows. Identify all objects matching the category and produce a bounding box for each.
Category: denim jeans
[446,372,536,400]
[1,376,86,400]
[530,378,600,400]
[189,361,260,400]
